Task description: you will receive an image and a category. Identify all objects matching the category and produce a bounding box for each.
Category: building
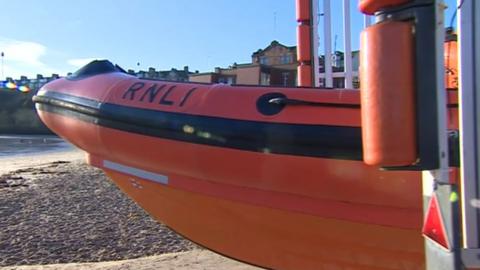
[127,66,191,82]
[4,74,60,91]
[2,65,192,93]
[189,40,360,88]
[190,40,298,87]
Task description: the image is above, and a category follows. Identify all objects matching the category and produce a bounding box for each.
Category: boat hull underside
[37,108,425,270]
[105,169,424,270]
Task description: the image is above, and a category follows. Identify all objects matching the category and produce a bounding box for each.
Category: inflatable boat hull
[33,61,459,269]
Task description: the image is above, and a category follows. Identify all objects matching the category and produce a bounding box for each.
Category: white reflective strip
[103,160,169,185]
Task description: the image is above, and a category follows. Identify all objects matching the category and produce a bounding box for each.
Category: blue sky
[0,0,458,79]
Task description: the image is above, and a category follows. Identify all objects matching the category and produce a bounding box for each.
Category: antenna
[273,11,277,37]
[334,34,338,52]
[1,52,4,80]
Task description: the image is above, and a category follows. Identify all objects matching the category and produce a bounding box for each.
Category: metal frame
[430,0,450,183]
[311,0,480,268]
[322,0,333,87]
[459,0,478,249]
[318,71,358,79]
[319,0,356,89]
[407,1,461,268]
[342,0,353,89]
[363,14,371,28]
[459,0,480,267]
[311,0,321,87]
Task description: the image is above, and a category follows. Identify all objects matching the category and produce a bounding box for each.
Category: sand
[0,148,260,270]
[0,250,259,270]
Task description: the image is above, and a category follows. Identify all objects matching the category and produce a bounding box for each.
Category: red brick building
[189,40,360,88]
[189,41,297,86]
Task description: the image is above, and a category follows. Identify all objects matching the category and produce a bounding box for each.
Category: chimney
[184,66,189,72]
[214,67,220,73]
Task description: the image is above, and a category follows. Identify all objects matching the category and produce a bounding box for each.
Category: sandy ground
[0,150,84,175]
[0,250,259,270]
[0,148,260,270]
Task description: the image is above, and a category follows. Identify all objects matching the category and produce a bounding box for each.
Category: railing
[314,0,371,88]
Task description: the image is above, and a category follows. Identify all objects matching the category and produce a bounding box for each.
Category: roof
[189,72,216,77]
[252,40,296,57]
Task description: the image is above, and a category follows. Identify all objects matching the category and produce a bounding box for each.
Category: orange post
[296,0,310,21]
[360,21,417,166]
[444,29,458,90]
[296,0,313,87]
[297,64,312,87]
[297,24,311,62]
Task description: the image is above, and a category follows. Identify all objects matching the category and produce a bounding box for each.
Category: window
[218,76,235,85]
[282,72,289,86]
[280,54,292,64]
[260,72,270,85]
[259,56,269,65]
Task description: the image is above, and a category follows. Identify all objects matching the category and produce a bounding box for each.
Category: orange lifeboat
[33,60,459,269]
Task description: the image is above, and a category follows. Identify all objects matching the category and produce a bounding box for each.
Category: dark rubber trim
[33,91,460,166]
[34,91,363,160]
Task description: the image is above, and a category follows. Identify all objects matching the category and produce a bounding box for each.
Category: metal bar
[459,0,480,249]
[431,0,449,182]
[323,0,333,87]
[424,1,462,269]
[318,71,358,78]
[420,0,449,181]
[311,0,320,87]
[343,0,353,88]
[363,15,372,28]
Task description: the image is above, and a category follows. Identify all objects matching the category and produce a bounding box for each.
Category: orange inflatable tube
[297,24,311,62]
[359,0,412,15]
[296,0,310,21]
[360,21,417,167]
[31,59,459,269]
[296,0,312,87]
[297,64,312,87]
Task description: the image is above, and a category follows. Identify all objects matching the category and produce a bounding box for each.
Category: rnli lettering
[180,87,197,107]
[122,82,196,107]
[122,82,145,100]
[159,86,176,105]
[140,84,165,102]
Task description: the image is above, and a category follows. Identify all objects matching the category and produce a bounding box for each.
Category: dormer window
[259,56,269,65]
[280,54,292,64]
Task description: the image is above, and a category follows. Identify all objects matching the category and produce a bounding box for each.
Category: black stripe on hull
[34,91,363,161]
